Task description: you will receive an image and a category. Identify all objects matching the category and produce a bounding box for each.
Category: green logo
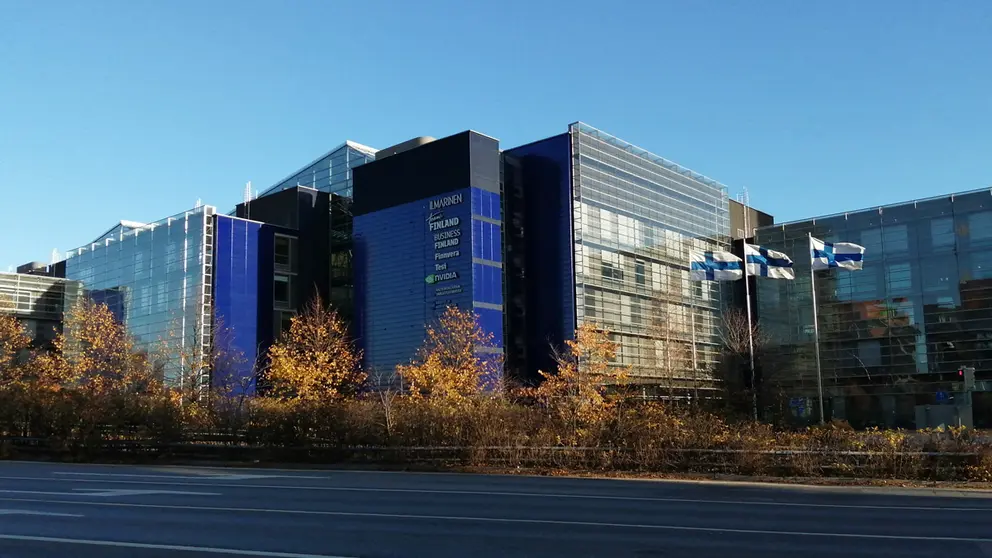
[425,274,436,284]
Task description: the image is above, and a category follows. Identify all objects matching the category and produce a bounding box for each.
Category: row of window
[759,212,992,258]
[576,170,727,242]
[573,128,725,208]
[578,202,723,259]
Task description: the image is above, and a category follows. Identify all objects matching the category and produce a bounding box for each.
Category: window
[634,260,646,287]
[134,251,145,279]
[274,310,295,338]
[165,241,179,273]
[651,262,666,292]
[630,299,643,325]
[882,224,909,252]
[274,235,296,270]
[861,229,883,254]
[970,212,992,241]
[930,217,955,248]
[601,251,623,282]
[971,251,992,280]
[156,282,167,312]
[274,274,293,308]
[885,263,912,294]
[857,340,882,368]
[922,258,954,292]
[852,266,878,299]
[602,262,622,282]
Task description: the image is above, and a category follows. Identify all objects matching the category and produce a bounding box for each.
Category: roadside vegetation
[1,301,990,482]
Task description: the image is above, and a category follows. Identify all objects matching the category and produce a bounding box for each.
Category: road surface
[0,461,989,557]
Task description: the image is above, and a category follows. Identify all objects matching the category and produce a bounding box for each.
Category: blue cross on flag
[689,250,743,281]
[744,243,795,279]
[810,236,865,271]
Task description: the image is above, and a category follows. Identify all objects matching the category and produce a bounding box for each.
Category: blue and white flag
[689,250,743,281]
[744,243,795,279]
[810,236,865,271]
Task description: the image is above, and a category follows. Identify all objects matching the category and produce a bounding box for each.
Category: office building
[755,188,992,428]
[505,123,733,392]
[38,123,742,395]
[352,132,503,385]
[0,271,81,346]
[59,206,264,388]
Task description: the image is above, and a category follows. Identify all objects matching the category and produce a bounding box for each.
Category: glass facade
[755,189,992,427]
[256,141,377,199]
[64,207,216,379]
[569,123,731,391]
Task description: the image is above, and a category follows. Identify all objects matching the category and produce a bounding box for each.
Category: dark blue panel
[213,215,261,395]
[504,133,575,378]
[355,188,474,373]
[355,186,505,376]
[475,307,503,347]
[471,188,482,217]
[487,190,500,220]
[472,218,483,260]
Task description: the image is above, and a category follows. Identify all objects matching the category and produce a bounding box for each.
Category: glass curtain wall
[257,142,377,199]
[755,189,992,428]
[569,123,731,393]
[64,207,215,382]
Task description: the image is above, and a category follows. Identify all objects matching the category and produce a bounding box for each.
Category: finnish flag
[689,250,743,281]
[744,243,795,279]
[810,236,865,271]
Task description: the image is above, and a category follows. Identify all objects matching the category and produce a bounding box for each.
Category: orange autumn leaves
[265,304,501,404]
[1,299,154,396]
[397,306,500,402]
[2,294,626,416]
[527,323,630,428]
[265,297,365,402]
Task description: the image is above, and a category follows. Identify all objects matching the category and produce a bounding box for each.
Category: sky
[1,0,990,270]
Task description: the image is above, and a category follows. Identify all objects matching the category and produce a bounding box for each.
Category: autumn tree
[718,308,771,420]
[397,306,500,402]
[37,299,152,396]
[530,322,629,433]
[265,296,365,402]
[0,310,31,391]
[644,281,695,400]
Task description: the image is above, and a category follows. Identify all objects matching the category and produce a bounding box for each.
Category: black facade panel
[352,132,473,216]
[237,187,331,310]
[504,133,574,385]
[237,188,304,230]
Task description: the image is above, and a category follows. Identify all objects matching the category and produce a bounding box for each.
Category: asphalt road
[0,462,989,557]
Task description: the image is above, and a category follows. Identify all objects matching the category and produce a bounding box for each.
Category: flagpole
[741,192,758,421]
[809,232,826,425]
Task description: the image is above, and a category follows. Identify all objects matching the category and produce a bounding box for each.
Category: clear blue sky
[2,0,990,270]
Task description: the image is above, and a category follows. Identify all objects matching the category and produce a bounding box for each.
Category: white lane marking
[73,489,222,497]
[0,498,988,543]
[0,534,353,557]
[0,475,987,512]
[55,472,325,481]
[0,489,219,498]
[0,509,83,517]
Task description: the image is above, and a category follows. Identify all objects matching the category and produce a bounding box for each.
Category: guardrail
[2,436,986,480]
